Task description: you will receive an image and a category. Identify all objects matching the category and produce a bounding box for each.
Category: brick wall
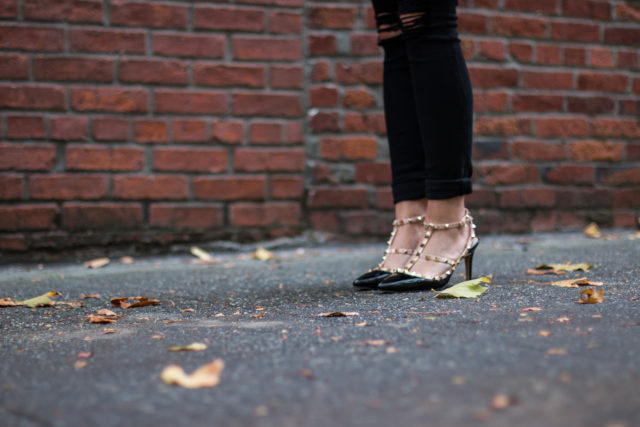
[0,0,639,252]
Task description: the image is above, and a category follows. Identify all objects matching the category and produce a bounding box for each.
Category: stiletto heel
[353,215,425,288]
[378,209,479,291]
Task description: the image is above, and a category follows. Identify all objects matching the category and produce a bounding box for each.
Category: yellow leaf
[84,257,109,269]
[535,263,593,272]
[21,291,59,308]
[584,222,601,239]
[252,247,275,261]
[168,342,207,352]
[161,359,224,389]
[579,288,604,304]
[190,246,219,263]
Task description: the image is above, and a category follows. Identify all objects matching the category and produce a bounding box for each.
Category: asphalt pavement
[1,231,639,427]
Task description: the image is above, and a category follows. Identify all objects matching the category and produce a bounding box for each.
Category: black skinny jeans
[371,0,474,202]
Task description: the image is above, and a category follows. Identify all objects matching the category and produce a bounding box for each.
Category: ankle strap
[392,215,425,227]
[424,209,473,230]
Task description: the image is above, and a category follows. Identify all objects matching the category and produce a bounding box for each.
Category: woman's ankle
[395,198,428,219]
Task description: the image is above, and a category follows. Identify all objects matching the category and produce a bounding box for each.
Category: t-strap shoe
[378,209,478,292]
[352,215,425,288]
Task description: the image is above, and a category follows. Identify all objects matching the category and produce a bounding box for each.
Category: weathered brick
[150,203,224,229]
[376,187,394,209]
[34,56,114,82]
[512,140,566,161]
[490,15,547,38]
[478,39,506,61]
[309,86,339,107]
[308,6,357,29]
[309,211,340,231]
[153,33,225,58]
[153,147,228,173]
[613,190,640,208]
[211,120,245,144]
[230,202,301,226]
[232,92,301,117]
[270,175,303,199]
[0,25,64,51]
[62,202,142,230]
[534,118,588,137]
[564,47,587,66]
[172,119,207,143]
[119,59,188,85]
[112,175,188,200]
[335,61,382,85]
[343,88,376,109]
[562,0,611,20]
[473,141,509,160]
[270,11,302,34]
[569,140,623,162]
[92,117,129,141]
[193,176,266,200]
[194,6,264,31]
[23,0,103,22]
[270,65,303,89]
[154,90,226,114]
[344,113,386,134]
[473,91,509,113]
[319,137,378,160]
[194,64,265,88]
[544,165,594,185]
[589,47,615,68]
[111,1,187,28]
[522,71,573,89]
[235,148,305,172]
[512,94,563,112]
[509,42,533,62]
[249,122,282,144]
[499,188,556,208]
[469,65,518,88]
[597,167,640,186]
[69,28,145,54]
[0,84,66,110]
[308,34,336,56]
[577,72,628,92]
[29,174,109,199]
[604,27,640,45]
[0,143,56,171]
[536,44,561,64]
[458,12,488,34]
[309,111,340,133]
[0,204,58,231]
[355,162,391,184]
[307,186,368,208]
[70,87,147,113]
[0,234,28,251]
[350,33,379,56]
[6,115,46,139]
[0,53,28,79]
[474,117,530,136]
[591,118,640,139]
[0,0,17,18]
[66,145,144,171]
[0,174,23,199]
[232,37,302,61]
[133,119,169,143]
[50,116,88,141]
[567,96,615,115]
[480,164,538,185]
[550,22,599,42]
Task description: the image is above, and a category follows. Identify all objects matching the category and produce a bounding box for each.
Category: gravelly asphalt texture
[1,232,639,427]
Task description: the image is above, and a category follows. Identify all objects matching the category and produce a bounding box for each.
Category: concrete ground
[0,231,639,427]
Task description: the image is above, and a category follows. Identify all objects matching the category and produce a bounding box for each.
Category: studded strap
[392,215,425,227]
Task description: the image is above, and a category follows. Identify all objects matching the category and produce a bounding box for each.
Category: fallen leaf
[521,307,542,312]
[97,308,117,316]
[491,394,514,410]
[120,256,135,264]
[111,297,160,309]
[355,322,367,327]
[250,314,264,318]
[546,348,568,356]
[550,277,603,288]
[584,222,601,239]
[21,291,60,308]
[557,316,570,322]
[526,269,566,276]
[539,330,550,337]
[299,369,313,379]
[80,294,100,299]
[88,314,122,324]
[579,288,604,304]
[77,352,92,359]
[386,347,399,354]
[435,277,491,299]
[318,311,359,317]
[151,334,164,339]
[252,247,275,261]
[0,297,22,307]
[161,359,224,389]
[190,246,220,263]
[74,360,88,369]
[181,308,195,313]
[84,257,109,269]
[168,342,207,352]
[535,263,593,272]
[103,328,116,334]
[363,339,388,347]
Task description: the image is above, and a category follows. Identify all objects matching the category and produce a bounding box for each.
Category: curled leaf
[161,359,224,389]
[535,263,593,272]
[584,222,601,239]
[550,277,603,288]
[526,268,566,276]
[84,257,110,269]
[88,314,122,324]
[252,247,275,261]
[80,294,100,299]
[111,297,160,309]
[190,246,220,263]
[579,288,604,304]
[318,311,359,317]
[168,342,207,352]
[0,297,22,307]
[435,277,491,299]
[97,308,117,316]
[22,291,60,308]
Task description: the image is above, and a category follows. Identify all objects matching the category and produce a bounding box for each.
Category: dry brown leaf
[97,308,117,316]
[0,297,22,307]
[299,369,313,379]
[120,256,135,264]
[535,263,593,272]
[386,347,399,354]
[546,348,568,356]
[550,277,603,288]
[521,307,542,312]
[181,308,195,313]
[77,352,92,359]
[557,316,570,322]
[74,360,88,369]
[80,294,100,299]
[584,222,601,239]
[363,339,388,347]
[579,288,604,304]
[161,359,224,389]
[84,257,109,269]
[111,297,160,309]
[168,342,207,352]
[490,394,513,410]
[526,268,566,276]
[88,314,122,324]
[539,330,550,337]
[250,314,265,318]
[103,328,116,334]
[355,321,367,327]
[252,247,275,261]
[318,311,359,317]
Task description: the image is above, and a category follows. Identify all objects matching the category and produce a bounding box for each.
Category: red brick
[465,188,498,208]
[0,84,66,110]
[149,204,224,229]
[232,37,302,61]
[119,59,188,85]
[531,211,558,233]
[615,2,640,21]
[211,121,245,144]
[0,53,28,79]
[29,174,108,200]
[564,47,587,66]
[153,33,225,58]
[499,188,556,208]
[308,35,336,56]
[112,176,188,200]
[591,118,640,139]
[232,92,301,117]
[270,65,303,89]
[597,167,640,186]
[473,91,509,113]
[620,100,638,116]
[307,186,368,208]
[270,175,303,199]
[172,119,207,143]
[469,65,518,88]
[556,189,611,209]
[133,119,169,143]
[309,111,340,133]
[69,28,145,54]
[249,122,282,144]
[23,0,103,22]
[308,6,357,29]
[355,162,391,184]
[504,0,556,14]
[309,86,339,107]
[345,211,388,235]
[70,87,147,113]
[363,6,376,29]
[0,174,23,199]
[458,12,488,34]
[344,113,386,134]
[589,47,615,68]
[62,202,142,230]
[613,211,638,228]
[6,115,46,139]
[474,117,530,136]
[567,96,615,115]
[0,143,56,171]
[550,22,599,42]
[478,40,506,61]
[285,121,303,144]
[613,190,640,208]
[0,234,28,251]
[604,27,640,45]
[350,33,379,56]
[154,90,226,114]
[522,71,573,89]
[270,11,302,34]
[235,148,305,172]
[194,64,265,88]
[509,41,533,61]
[490,15,547,38]
[309,211,340,231]
[617,50,638,69]
[194,6,264,31]
[512,94,563,112]
[376,187,394,209]
[536,44,561,65]
[577,72,628,92]
[50,116,88,141]
[66,145,145,171]
[335,61,383,85]
[480,164,538,185]
[92,117,129,141]
[628,143,640,161]
[230,202,300,226]
[562,0,611,20]
[153,147,228,173]
[343,88,376,109]
[0,204,58,231]
[544,165,594,185]
[512,140,566,161]
[0,25,64,51]
[319,137,378,160]
[0,0,17,18]
[569,140,623,162]
[34,56,114,82]
[534,118,588,137]
[461,39,474,59]
[193,176,266,200]
[111,1,187,28]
